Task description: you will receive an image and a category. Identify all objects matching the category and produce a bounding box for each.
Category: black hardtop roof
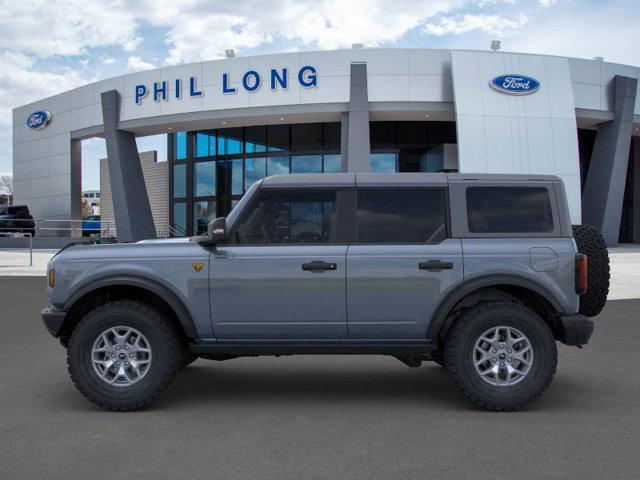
[259,172,561,188]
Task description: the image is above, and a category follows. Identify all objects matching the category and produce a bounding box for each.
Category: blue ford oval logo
[490,74,540,95]
[26,110,51,130]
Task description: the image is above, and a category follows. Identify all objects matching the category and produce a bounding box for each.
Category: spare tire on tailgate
[572,225,610,317]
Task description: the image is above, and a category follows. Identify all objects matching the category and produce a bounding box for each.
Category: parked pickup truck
[41,173,609,411]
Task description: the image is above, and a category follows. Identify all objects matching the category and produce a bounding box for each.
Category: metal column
[582,75,638,246]
[101,90,157,242]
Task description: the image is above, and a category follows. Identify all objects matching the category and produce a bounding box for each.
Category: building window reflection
[169,122,341,236]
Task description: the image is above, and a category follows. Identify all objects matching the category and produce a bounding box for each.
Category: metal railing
[0,218,191,240]
[0,232,33,266]
[0,218,116,237]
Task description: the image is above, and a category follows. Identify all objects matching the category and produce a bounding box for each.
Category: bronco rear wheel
[572,224,610,317]
[67,300,182,411]
[444,301,557,411]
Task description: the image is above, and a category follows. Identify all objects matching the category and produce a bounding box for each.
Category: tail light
[575,254,588,295]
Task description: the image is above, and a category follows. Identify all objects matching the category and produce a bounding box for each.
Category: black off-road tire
[444,301,557,411]
[572,224,610,317]
[67,300,182,411]
[180,350,199,369]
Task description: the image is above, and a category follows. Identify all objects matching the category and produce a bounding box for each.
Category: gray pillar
[346,63,371,172]
[340,112,349,172]
[633,139,640,243]
[101,90,156,242]
[582,75,638,246]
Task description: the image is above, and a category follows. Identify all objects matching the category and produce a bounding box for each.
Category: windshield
[225,180,262,229]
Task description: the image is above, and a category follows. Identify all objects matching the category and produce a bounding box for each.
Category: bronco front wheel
[67,300,182,411]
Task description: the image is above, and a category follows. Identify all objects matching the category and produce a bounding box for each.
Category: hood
[136,237,191,244]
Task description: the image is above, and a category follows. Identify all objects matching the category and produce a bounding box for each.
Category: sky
[0,0,639,191]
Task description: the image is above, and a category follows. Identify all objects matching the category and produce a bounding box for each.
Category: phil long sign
[135,66,318,105]
[490,74,540,95]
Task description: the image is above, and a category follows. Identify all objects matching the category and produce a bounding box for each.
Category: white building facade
[11,48,640,245]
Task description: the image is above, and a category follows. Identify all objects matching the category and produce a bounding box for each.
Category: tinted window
[466,187,554,233]
[194,161,216,196]
[291,155,322,173]
[174,131,187,160]
[173,164,186,198]
[234,190,337,244]
[195,131,215,157]
[357,189,446,243]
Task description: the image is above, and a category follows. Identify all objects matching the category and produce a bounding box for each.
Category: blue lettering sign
[298,66,317,87]
[135,85,147,104]
[242,70,261,92]
[222,73,236,93]
[134,64,319,104]
[490,74,540,95]
[271,68,287,90]
[189,76,202,97]
[153,81,167,101]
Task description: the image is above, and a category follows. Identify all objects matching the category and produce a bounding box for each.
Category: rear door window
[466,187,554,233]
[356,189,447,243]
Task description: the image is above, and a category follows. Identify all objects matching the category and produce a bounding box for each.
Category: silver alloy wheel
[473,326,533,387]
[91,326,152,387]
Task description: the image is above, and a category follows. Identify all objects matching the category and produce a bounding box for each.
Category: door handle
[419,260,454,271]
[302,261,337,271]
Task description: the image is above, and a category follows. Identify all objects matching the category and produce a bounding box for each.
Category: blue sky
[1,0,638,191]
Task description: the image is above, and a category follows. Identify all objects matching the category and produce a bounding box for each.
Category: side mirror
[207,217,227,244]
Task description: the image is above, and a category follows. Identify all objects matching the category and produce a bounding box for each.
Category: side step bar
[190,340,436,356]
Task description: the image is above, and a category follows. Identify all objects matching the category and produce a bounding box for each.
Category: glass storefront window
[218,128,243,155]
[231,159,243,194]
[323,154,341,173]
[195,131,215,157]
[245,158,266,190]
[323,123,341,151]
[370,153,397,173]
[169,123,341,235]
[291,155,322,173]
[267,124,289,152]
[245,126,267,153]
[292,123,322,152]
[173,202,187,235]
[193,201,216,235]
[194,161,216,196]
[173,163,186,197]
[174,131,187,160]
[267,156,290,175]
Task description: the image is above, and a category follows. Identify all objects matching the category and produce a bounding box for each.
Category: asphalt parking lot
[1,276,639,479]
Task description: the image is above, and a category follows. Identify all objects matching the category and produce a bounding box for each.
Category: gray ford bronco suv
[42,173,609,411]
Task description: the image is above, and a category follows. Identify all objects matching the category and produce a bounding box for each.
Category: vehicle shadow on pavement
[153,360,587,412]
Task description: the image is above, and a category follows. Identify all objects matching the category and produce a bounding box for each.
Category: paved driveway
[1,277,639,479]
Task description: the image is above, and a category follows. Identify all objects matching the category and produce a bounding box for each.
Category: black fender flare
[426,274,564,341]
[64,275,198,339]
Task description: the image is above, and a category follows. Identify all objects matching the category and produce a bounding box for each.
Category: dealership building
[11,48,640,245]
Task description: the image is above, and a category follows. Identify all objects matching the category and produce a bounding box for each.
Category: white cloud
[0,51,87,126]
[507,10,640,66]
[424,13,529,36]
[538,0,558,7]
[102,57,116,65]
[135,0,465,64]
[126,56,156,72]
[0,0,141,57]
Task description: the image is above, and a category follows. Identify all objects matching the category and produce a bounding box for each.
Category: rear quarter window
[466,187,554,233]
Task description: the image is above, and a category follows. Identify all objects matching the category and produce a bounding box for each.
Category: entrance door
[211,188,347,339]
[346,188,463,339]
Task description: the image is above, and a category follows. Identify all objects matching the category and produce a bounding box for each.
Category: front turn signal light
[48,269,55,288]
